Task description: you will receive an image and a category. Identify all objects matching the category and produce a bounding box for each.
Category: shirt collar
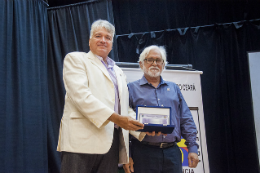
[139,75,168,86]
[95,54,115,68]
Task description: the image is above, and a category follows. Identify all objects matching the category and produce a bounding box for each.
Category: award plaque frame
[136,105,175,134]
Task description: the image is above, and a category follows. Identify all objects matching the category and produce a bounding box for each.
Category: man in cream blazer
[57,20,144,173]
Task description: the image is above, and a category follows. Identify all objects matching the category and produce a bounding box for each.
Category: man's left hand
[188,153,199,168]
[145,131,167,136]
[123,157,134,173]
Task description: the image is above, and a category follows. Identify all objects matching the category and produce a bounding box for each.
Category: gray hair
[90,19,115,41]
[138,45,168,65]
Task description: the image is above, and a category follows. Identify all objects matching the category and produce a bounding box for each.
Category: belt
[141,141,176,149]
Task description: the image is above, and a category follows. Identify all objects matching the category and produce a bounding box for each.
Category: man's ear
[163,63,166,70]
[139,61,143,69]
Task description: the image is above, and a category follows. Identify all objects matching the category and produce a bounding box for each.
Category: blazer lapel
[87,51,112,81]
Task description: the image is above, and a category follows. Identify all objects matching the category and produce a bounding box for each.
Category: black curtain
[112,0,260,35]
[113,0,260,172]
[47,0,116,172]
[0,0,49,173]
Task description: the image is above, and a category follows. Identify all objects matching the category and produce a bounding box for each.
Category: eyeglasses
[144,58,164,65]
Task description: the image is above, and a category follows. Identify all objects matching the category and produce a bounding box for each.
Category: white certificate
[136,106,171,125]
[139,113,169,124]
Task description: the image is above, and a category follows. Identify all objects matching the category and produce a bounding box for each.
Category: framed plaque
[136,105,175,134]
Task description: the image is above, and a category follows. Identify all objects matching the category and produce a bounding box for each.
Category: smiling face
[89,27,113,59]
[140,48,165,78]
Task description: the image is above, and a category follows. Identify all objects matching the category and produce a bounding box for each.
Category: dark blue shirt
[128,75,198,153]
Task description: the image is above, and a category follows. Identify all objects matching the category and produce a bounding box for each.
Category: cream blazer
[57,51,143,164]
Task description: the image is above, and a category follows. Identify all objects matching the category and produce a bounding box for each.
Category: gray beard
[143,66,161,77]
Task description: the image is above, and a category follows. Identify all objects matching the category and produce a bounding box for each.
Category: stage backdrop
[122,67,209,173]
[46,1,260,172]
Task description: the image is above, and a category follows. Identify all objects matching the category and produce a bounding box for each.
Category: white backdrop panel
[248,51,260,164]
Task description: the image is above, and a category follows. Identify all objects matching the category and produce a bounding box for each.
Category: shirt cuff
[129,131,146,141]
[188,145,198,154]
[138,132,146,141]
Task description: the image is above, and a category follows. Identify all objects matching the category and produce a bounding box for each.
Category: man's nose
[151,60,158,65]
[100,36,106,42]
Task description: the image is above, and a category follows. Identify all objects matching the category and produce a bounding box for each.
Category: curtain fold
[0,0,49,173]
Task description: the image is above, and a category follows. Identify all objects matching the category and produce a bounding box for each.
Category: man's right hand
[108,113,144,131]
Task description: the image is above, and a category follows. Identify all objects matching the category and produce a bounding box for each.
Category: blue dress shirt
[128,75,198,153]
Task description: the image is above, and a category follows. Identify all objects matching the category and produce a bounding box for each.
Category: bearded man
[123,45,199,173]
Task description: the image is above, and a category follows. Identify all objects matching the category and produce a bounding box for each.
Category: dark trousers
[60,128,119,173]
[132,140,182,173]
